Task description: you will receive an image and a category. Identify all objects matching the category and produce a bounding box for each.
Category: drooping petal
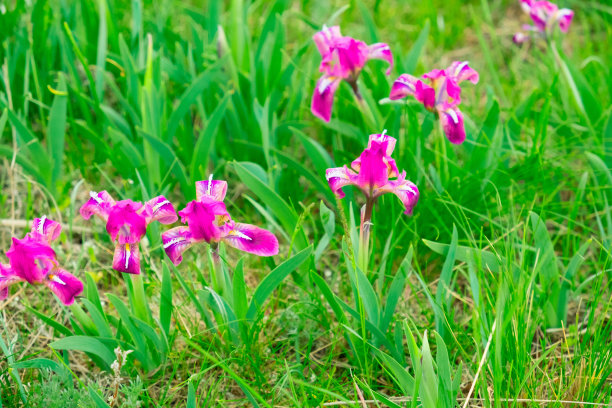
[446,61,479,84]
[377,171,419,215]
[367,43,394,75]
[162,227,197,266]
[179,199,230,242]
[195,179,228,202]
[106,200,148,244]
[80,191,116,221]
[146,196,178,224]
[6,237,56,283]
[530,1,558,31]
[223,223,279,256]
[30,216,62,243]
[520,0,534,13]
[44,269,84,305]
[325,166,357,199]
[389,74,419,100]
[313,25,342,57]
[556,8,574,32]
[0,264,22,300]
[439,106,466,145]
[112,243,141,275]
[311,74,342,122]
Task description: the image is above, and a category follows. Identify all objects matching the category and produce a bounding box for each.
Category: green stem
[209,243,226,296]
[358,197,374,275]
[129,273,150,323]
[349,80,377,131]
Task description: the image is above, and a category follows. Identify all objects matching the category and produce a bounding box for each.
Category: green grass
[1,0,611,406]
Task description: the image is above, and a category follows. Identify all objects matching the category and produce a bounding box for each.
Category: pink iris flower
[312,25,393,122]
[80,191,178,274]
[0,217,83,305]
[513,0,574,43]
[326,131,419,215]
[162,178,279,265]
[389,61,479,144]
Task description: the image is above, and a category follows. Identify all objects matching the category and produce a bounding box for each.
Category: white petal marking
[37,215,47,234]
[152,200,170,214]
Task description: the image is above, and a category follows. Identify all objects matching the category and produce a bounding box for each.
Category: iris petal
[162,226,196,266]
[223,223,279,256]
[44,269,84,305]
[112,243,141,275]
[80,191,116,222]
[311,75,342,122]
[146,195,178,224]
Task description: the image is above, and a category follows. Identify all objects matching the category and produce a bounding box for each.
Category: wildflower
[513,0,574,43]
[326,131,419,215]
[389,61,479,144]
[0,217,83,305]
[162,178,279,265]
[80,191,178,274]
[312,25,393,122]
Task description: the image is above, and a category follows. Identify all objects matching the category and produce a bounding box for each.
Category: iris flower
[80,191,178,274]
[312,25,393,122]
[513,0,574,44]
[389,61,479,144]
[162,178,279,265]
[0,217,83,305]
[326,131,419,215]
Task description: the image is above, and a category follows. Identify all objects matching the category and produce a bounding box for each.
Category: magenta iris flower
[80,191,178,274]
[389,61,479,144]
[162,178,279,265]
[312,25,393,122]
[0,217,83,305]
[513,0,574,43]
[326,131,419,215]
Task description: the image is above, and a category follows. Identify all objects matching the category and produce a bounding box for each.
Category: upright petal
[311,75,342,122]
[80,191,116,221]
[439,106,466,145]
[6,237,56,283]
[355,142,391,191]
[313,25,342,57]
[415,80,436,110]
[366,133,397,157]
[44,269,84,305]
[446,61,479,84]
[367,43,394,75]
[556,9,574,32]
[0,264,23,300]
[223,223,279,256]
[112,243,141,274]
[146,196,178,224]
[30,216,62,243]
[162,227,197,266]
[195,179,228,202]
[179,199,230,242]
[106,200,148,244]
[334,37,369,77]
[326,166,358,199]
[377,172,419,215]
[389,74,419,100]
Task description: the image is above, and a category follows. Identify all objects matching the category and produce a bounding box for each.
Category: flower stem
[349,80,377,131]
[129,274,150,323]
[358,197,374,274]
[209,243,226,296]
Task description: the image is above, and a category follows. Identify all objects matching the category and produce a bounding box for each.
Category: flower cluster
[80,192,178,274]
[0,217,83,305]
[312,25,393,122]
[390,61,479,144]
[162,177,279,265]
[513,0,574,44]
[326,131,419,215]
